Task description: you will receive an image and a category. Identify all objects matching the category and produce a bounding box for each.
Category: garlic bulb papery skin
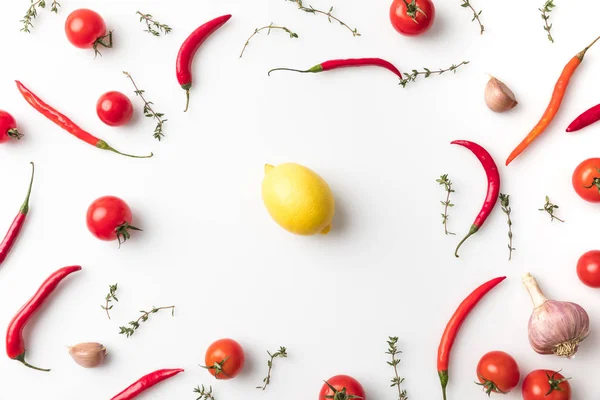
[68,342,107,368]
[523,273,590,358]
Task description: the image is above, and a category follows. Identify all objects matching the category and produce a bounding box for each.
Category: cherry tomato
[96,92,134,127]
[522,370,571,400]
[572,158,600,202]
[0,110,22,143]
[86,196,140,245]
[577,250,600,288]
[319,375,366,400]
[476,351,520,395]
[65,9,109,49]
[390,0,435,36]
[204,339,245,380]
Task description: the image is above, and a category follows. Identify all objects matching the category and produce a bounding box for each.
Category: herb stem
[21,0,61,33]
[286,0,360,36]
[194,385,215,400]
[539,0,556,43]
[499,194,515,261]
[400,61,469,87]
[123,71,167,141]
[386,337,408,400]
[101,283,119,320]
[437,174,455,235]
[240,24,298,58]
[539,195,564,223]
[136,11,172,36]
[257,347,288,390]
[460,0,484,34]
[118,305,175,338]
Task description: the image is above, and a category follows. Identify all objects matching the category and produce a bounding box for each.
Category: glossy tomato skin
[572,158,600,202]
[86,196,133,241]
[96,92,134,127]
[390,0,435,36]
[205,339,245,380]
[319,375,366,400]
[0,110,18,144]
[577,250,600,288]
[65,9,107,49]
[522,370,571,400]
[476,351,520,394]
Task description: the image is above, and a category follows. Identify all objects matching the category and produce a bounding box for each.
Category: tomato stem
[8,128,23,140]
[93,31,113,58]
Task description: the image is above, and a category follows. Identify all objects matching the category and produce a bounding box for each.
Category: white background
[1,0,600,399]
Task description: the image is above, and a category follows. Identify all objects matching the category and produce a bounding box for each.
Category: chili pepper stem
[96,140,153,159]
[8,128,23,140]
[14,353,50,372]
[439,370,448,400]
[454,225,479,258]
[181,84,191,112]
[268,65,323,76]
[578,35,600,60]
[19,162,35,215]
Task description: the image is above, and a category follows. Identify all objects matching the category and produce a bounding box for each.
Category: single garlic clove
[68,342,107,368]
[485,77,518,113]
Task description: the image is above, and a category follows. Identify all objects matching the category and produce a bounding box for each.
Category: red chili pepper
[110,368,184,400]
[0,163,34,267]
[176,14,232,112]
[6,265,81,371]
[451,140,500,258]
[15,81,152,159]
[268,58,403,79]
[437,276,506,400]
[566,103,600,132]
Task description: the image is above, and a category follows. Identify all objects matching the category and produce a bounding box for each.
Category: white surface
[1,0,600,399]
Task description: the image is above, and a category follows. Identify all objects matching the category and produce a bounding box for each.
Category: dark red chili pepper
[0,163,34,267]
[176,14,232,112]
[451,140,500,257]
[15,81,152,159]
[437,276,506,400]
[268,58,403,79]
[110,368,184,400]
[566,103,600,132]
[6,265,82,371]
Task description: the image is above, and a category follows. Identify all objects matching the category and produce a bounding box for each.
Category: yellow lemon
[262,163,335,235]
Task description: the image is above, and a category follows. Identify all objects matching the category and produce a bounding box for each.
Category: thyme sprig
[499,194,515,260]
[240,24,298,58]
[123,71,167,141]
[257,346,288,390]
[437,174,455,235]
[118,305,175,338]
[539,195,564,223]
[21,0,60,33]
[400,61,469,88]
[194,385,215,400]
[460,0,484,34]
[539,1,555,43]
[101,283,119,320]
[386,337,408,400]
[286,0,360,37]
[136,11,172,36]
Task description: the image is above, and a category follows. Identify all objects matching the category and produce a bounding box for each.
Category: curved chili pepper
[110,368,184,400]
[451,140,500,258]
[506,35,600,165]
[566,103,600,132]
[268,58,403,79]
[176,14,232,112]
[15,81,152,159]
[0,163,34,267]
[437,276,506,400]
[6,265,81,371]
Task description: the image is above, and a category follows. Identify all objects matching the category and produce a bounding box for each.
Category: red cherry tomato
[572,158,600,203]
[577,250,600,288]
[0,110,23,143]
[86,196,140,245]
[96,92,134,127]
[319,375,366,400]
[522,370,571,400]
[204,339,245,380]
[390,0,435,36]
[476,351,520,394]
[65,9,108,49]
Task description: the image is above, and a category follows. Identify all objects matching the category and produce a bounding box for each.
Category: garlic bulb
[522,273,590,358]
[485,77,518,112]
[68,342,107,368]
